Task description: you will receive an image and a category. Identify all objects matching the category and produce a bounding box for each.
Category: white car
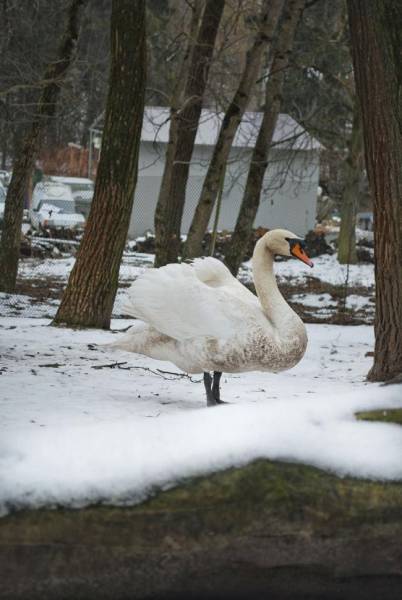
[30,182,85,231]
[49,176,94,219]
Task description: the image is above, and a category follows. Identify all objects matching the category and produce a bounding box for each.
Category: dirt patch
[16,276,64,301]
[243,277,374,325]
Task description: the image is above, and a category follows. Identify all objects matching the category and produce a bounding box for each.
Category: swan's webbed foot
[204,371,226,406]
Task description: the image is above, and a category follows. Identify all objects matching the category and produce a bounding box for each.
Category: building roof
[90,106,320,151]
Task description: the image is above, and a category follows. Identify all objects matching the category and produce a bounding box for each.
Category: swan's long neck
[252,238,300,333]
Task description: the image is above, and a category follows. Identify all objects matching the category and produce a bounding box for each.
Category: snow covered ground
[241,252,374,288]
[17,251,154,284]
[17,250,375,288]
[0,315,401,516]
[1,251,375,323]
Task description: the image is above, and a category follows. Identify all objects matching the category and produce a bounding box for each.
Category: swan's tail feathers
[122,295,140,319]
[107,335,134,353]
[107,322,149,353]
[122,277,147,319]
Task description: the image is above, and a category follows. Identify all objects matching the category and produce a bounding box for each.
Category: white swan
[114,229,313,406]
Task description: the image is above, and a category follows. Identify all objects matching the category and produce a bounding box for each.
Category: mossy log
[356,408,402,425]
[1,460,402,599]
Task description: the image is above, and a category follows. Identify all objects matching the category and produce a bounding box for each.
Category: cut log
[0,460,402,599]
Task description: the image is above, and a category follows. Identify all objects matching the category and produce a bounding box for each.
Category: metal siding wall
[255,150,319,234]
[128,143,319,239]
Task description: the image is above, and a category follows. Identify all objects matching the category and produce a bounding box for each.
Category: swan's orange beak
[291,242,313,268]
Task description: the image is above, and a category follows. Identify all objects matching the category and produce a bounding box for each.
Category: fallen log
[0,460,402,599]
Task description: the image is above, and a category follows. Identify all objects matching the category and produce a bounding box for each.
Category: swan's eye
[287,238,313,267]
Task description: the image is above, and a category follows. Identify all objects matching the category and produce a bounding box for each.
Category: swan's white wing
[192,257,260,307]
[123,262,239,341]
[191,256,234,287]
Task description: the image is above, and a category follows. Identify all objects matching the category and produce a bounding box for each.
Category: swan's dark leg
[203,372,216,406]
[213,371,224,403]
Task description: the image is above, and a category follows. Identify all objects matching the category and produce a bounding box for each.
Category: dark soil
[16,276,63,301]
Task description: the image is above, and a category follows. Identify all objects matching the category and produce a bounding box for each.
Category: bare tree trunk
[0,0,10,170]
[337,100,363,265]
[182,0,285,261]
[152,0,203,255]
[53,0,146,329]
[0,107,8,169]
[153,0,225,267]
[347,0,402,381]
[0,0,86,293]
[224,0,305,276]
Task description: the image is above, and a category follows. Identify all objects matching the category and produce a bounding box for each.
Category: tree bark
[0,0,86,293]
[224,0,305,276]
[0,99,8,170]
[182,0,285,261]
[337,100,363,265]
[153,0,225,267]
[1,460,402,599]
[347,0,402,381]
[151,0,203,256]
[52,0,146,329]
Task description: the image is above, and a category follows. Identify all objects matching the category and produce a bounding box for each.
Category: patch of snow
[1,288,140,320]
[123,251,154,263]
[0,252,374,323]
[291,292,337,308]
[16,253,154,284]
[0,293,58,319]
[119,254,154,281]
[16,252,374,291]
[291,292,374,316]
[0,318,401,515]
[241,253,374,288]
[346,294,374,311]
[18,257,75,281]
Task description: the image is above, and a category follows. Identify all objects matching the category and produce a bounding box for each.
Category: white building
[112,107,319,239]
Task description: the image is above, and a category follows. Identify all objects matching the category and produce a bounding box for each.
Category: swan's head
[264,229,313,267]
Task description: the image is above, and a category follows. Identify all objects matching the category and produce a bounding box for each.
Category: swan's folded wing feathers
[192,256,260,308]
[191,256,233,286]
[123,263,236,340]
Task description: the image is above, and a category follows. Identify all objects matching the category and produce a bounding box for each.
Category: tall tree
[53,0,146,329]
[347,0,402,380]
[153,0,225,267]
[224,0,305,275]
[281,1,358,232]
[182,0,285,261]
[337,98,363,264]
[0,0,86,293]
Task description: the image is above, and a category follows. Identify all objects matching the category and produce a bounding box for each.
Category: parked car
[49,176,94,219]
[356,211,373,232]
[30,182,85,231]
